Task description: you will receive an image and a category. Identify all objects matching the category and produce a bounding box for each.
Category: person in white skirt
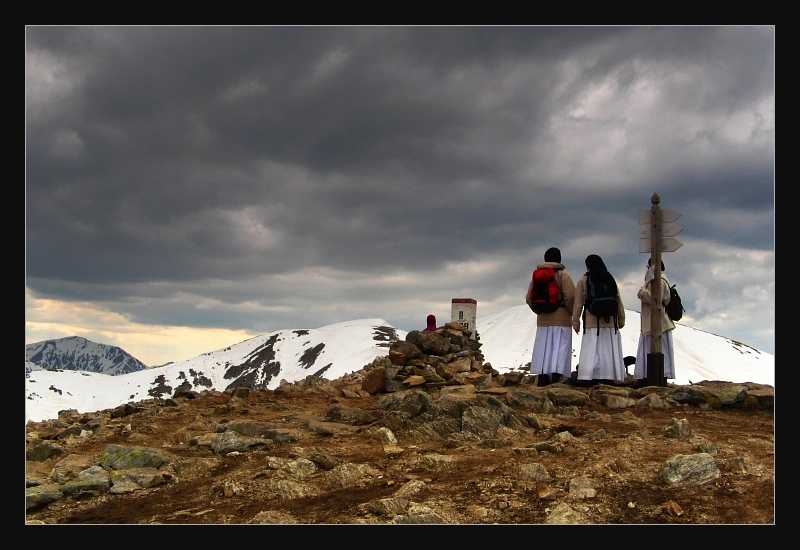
[526,247,576,386]
[633,259,675,387]
[572,254,627,385]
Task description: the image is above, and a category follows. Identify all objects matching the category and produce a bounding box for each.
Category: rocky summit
[25,323,774,524]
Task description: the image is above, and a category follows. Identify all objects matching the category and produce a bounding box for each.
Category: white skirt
[530,326,573,377]
[577,328,626,382]
[634,331,675,379]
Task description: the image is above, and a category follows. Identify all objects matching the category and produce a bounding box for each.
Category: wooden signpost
[639,193,682,387]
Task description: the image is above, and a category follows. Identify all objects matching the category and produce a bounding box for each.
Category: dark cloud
[26,26,775,359]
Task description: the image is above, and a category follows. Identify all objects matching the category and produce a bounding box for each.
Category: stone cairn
[356,321,533,396]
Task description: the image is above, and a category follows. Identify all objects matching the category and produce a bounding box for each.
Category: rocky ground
[25,365,775,525]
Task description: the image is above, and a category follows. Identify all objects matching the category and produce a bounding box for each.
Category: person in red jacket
[422,314,438,332]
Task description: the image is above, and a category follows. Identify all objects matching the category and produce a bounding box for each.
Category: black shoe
[537,374,551,387]
[551,373,562,384]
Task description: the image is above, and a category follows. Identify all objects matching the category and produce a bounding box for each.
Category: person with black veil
[572,254,627,385]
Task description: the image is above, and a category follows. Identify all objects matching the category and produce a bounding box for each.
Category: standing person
[422,314,438,332]
[526,247,576,386]
[633,259,675,387]
[572,254,627,385]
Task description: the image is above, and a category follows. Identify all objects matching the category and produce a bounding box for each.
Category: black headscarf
[585,254,615,285]
[585,254,607,272]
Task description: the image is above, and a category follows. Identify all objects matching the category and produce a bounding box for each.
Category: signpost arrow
[661,208,681,223]
[661,237,683,252]
[639,222,683,238]
[642,237,683,253]
[640,209,682,225]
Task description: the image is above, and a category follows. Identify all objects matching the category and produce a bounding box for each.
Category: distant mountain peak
[25,336,149,376]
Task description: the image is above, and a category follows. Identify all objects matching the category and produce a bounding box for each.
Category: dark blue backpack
[584,272,619,334]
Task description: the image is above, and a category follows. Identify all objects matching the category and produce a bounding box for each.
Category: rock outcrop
[25,323,774,524]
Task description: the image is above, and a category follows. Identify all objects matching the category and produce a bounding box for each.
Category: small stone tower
[450,298,477,339]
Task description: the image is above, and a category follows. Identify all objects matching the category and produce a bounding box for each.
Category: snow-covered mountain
[25,336,150,376]
[24,307,774,424]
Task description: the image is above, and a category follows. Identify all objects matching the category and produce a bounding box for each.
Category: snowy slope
[25,309,773,423]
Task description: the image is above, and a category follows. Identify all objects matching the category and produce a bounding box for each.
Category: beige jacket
[525,262,576,327]
[572,274,626,333]
[638,276,675,335]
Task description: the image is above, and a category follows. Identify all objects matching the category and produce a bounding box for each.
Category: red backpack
[528,268,561,314]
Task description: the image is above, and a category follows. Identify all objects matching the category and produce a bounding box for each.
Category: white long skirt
[634,331,675,379]
[577,328,626,382]
[530,326,573,377]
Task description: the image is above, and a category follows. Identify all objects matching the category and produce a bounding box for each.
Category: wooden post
[648,193,665,386]
[646,352,664,387]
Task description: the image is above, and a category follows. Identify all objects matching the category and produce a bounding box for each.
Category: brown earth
[25,381,775,525]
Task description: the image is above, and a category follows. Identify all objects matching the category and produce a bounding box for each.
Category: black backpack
[584,271,619,334]
[528,268,561,314]
[665,282,684,322]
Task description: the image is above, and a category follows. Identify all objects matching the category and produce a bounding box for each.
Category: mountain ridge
[25,307,774,424]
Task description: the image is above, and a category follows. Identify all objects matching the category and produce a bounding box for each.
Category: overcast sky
[25,26,775,366]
